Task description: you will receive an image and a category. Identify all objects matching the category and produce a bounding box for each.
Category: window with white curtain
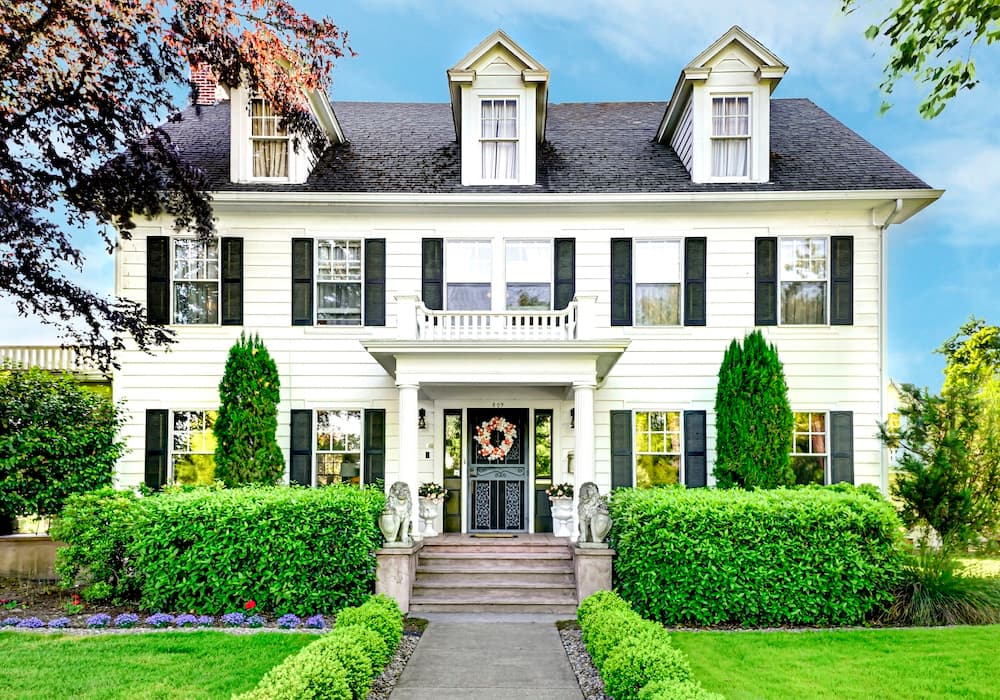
[446,239,492,310]
[505,240,551,310]
[634,240,681,326]
[481,98,518,181]
[711,96,750,178]
[316,239,362,326]
[173,239,219,324]
[250,97,289,178]
[779,238,827,324]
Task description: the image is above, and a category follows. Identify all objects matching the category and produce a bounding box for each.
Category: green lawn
[960,557,1000,577]
[0,631,315,699]
[672,625,1000,700]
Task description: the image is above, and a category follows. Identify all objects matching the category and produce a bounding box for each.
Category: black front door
[468,408,528,532]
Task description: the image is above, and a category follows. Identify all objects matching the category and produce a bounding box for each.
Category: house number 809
[491,401,504,409]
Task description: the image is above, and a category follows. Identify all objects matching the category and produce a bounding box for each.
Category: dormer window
[711,96,750,179]
[481,98,518,181]
[250,97,289,179]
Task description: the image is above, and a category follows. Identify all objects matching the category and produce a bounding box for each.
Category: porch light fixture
[418,408,427,430]
[570,408,575,429]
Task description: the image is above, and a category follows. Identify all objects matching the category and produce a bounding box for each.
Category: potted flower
[417,482,448,538]
[546,483,574,537]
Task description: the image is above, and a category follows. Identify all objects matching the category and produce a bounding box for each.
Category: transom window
[780,238,827,324]
[634,240,681,326]
[711,96,750,178]
[317,239,362,325]
[172,410,217,485]
[634,411,681,488]
[250,97,289,179]
[505,240,552,310]
[173,239,219,324]
[446,239,492,310]
[792,412,827,485]
[315,409,362,486]
[481,98,518,181]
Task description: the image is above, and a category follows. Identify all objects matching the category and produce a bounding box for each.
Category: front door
[468,408,528,532]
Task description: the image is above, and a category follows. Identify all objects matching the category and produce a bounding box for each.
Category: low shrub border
[609,486,905,626]
[577,591,720,700]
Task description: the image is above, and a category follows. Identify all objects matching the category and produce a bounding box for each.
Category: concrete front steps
[409,536,578,615]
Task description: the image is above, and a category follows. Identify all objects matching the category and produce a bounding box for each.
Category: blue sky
[4,0,997,390]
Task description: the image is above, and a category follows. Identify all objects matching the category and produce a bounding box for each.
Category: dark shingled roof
[162,99,930,193]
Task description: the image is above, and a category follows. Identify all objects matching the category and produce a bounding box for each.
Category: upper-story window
[446,239,492,310]
[505,240,551,310]
[780,238,827,324]
[173,239,219,324]
[250,97,290,179]
[711,96,750,179]
[317,239,362,325]
[634,240,681,326]
[481,99,518,181]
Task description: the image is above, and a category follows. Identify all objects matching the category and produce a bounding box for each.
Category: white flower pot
[418,496,444,538]
[549,496,574,538]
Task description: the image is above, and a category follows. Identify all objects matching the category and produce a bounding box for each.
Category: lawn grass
[960,557,1000,577]
[0,631,316,699]
[672,625,1000,700]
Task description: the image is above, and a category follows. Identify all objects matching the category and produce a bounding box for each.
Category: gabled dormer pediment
[447,30,549,185]
[657,26,787,184]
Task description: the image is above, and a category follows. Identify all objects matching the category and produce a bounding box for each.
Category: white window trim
[706,93,752,183]
[315,238,364,327]
[313,408,364,487]
[171,237,221,326]
[791,410,830,485]
[247,96,292,183]
[633,238,683,327]
[479,97,520,184]
[777,235,830,326]
[462,88,533,186]
[169,409,218,485]
[632,408,685,487]
[504,238,553,312]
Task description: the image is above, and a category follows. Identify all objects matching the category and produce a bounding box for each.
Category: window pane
[316,409,362,486]
[780,239,827,281]
[252,140,288,178]
[317,240,362,281]
[317,283,362,325]
[534,411,552,480]
[446,240,491,282]
[447,283,491,311]
[792,456,826,485]
[445,412,463,478]
[635,241,680,283]
[712,97,750,136]
[635,283,680,326]
[781,282,826,324]
[172,410,217,485]
[711,139,748,177]
[636,455,680,488]
[506,240,551,282]
[506,284,550,310]
[634,411,682,488]
[174,282,219,324]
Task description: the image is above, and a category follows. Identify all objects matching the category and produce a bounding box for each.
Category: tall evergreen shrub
[214,332,284,486]
[713,330,794,489]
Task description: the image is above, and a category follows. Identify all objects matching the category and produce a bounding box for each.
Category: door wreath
[474,416,517,461]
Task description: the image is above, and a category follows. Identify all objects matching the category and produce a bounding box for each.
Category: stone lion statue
[386,481,412,544]
[578,481,611,544]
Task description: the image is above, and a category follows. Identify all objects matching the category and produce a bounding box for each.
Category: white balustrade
[415,302,578,341]
[0,345,98,373]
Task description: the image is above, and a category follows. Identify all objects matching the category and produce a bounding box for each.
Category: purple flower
[86,613,111,629]
[196,615,214,627]
[175,614,198,628]
[221,612,245,627]
[304,614,326,629]
[145,613,174,628]
[245,614,264,628]
[48,617,71,629]
[16,617,44,629]
[1,617,20,627]
[277,614,301,629]
[114,613,140,628]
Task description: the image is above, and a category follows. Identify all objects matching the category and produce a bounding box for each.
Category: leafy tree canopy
[1,1,350,370]
[843,0,1000,118]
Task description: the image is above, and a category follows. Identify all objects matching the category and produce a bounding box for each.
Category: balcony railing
[0,345,99,374]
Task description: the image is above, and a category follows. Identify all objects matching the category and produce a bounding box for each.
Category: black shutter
[364,238,386,326]
[364,409,386,485]
[830,411,854,484]
[147,236,170,324]
[610,238,632,326]
[683,410,707,488]
[610,410,633,489]
[221,237,243,326]
[830,236,854,326]
[755,237,778,325]
[553,238,576,310]
[291,238,313,326]
[144,409,168,490]
[421,238,444,310]
[290,409,312,486]
[684,237,707,326]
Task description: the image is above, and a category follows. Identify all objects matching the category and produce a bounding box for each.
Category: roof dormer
[447,30,549,186]
[657,26,787,184]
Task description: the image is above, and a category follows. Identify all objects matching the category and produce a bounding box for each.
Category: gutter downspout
[878,198,903,495]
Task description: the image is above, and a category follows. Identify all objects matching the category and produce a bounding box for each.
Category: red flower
[72,594,81,605]
[245,600,256,611]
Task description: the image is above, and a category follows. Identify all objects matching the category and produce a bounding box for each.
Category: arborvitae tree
[214,333,284,486]
[713,330,794,489]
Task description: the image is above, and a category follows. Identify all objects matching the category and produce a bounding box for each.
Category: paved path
[390,618,583,699]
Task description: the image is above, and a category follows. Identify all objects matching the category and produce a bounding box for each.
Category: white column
[397,382,421,541]
[395,294,419,340]
[573,381,596,542]
[573,295,598,340]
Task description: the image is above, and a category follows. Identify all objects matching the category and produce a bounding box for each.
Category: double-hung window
[250,97,289,179]
[315,409,363,486]
[173,239,219,324]
[172,410,218,485]
[316,239,363,325]
[481,98,518,181]
[791,412,827,485]
[634,240,682,326]
[711,96,750,178]
[634,411,682,487]
[780,238,827,324]
[505,240,552,310]
[445,239,492,310]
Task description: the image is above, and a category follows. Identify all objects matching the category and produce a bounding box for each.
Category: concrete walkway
[390,617,583,699]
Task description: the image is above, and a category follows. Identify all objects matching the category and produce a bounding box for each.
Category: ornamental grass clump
[114,613,139,628]
[889,547,1000,626]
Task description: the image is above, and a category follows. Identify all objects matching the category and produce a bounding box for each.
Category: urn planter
[418,497,444,538]
[550,496,574,537]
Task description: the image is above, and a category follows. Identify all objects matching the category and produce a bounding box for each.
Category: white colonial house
[113,27,939,536]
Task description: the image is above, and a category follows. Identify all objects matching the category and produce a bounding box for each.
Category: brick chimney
[191,64,218,106]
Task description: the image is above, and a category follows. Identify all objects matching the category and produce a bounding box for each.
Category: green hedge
[578,591,720,700]
[609,486,905,626]
[53,485,385,614]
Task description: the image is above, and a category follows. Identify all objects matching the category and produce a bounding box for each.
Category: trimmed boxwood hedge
[53,485,384,615]
[608,486,905,626]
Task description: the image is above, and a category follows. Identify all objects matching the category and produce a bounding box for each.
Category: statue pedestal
[375,541,423,613]
[572,545,615,603]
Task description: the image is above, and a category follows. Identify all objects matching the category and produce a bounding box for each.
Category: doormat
[470,534,518,538]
